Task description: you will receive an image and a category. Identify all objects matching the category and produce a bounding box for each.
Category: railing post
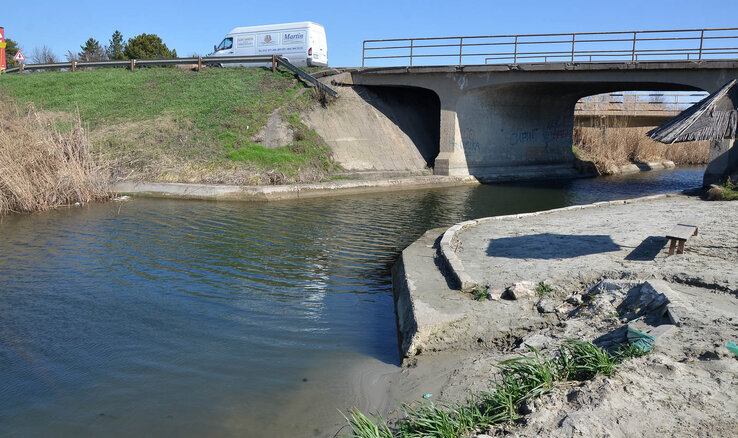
[197,56,202,72]
[130,59,135,72]
[71,60,76,72]
[513,36,518,63]
[409,39,414,67]
[631,31,637,61]
[362,41,365,68]
[571,34,576,62]
[458,37,463,66]
[698,29,705,60]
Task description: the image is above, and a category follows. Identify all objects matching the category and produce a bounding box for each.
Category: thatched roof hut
[648,79,738,144]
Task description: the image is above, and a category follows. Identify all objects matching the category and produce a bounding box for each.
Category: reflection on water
[0,167,704,436]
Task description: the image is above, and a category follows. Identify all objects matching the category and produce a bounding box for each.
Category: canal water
[0,167,704,437]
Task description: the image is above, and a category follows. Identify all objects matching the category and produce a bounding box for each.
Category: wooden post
[130,59,135,72]
[272,55,276,73]
[71,60,76,72]
[197,56,202,72]
[19,63,23,74]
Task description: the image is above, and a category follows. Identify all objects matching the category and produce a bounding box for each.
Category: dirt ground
[384,195,738,438]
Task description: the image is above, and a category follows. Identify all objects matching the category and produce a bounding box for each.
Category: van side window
[217,38,233,51]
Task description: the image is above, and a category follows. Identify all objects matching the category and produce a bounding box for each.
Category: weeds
[472,287,488,301]
[343,339,648,438]
[707,177,738,201]
[535,281,553,296]
[341,409,394,438]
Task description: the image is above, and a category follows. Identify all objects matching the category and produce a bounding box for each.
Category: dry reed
[0,101,109,216]
[574,121,709,175]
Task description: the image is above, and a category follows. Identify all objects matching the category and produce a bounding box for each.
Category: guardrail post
[513,36,518,63]
[272,55,276,72]
[571,34,576,62]
[197,56,202,72]
[130,59,135,72]
[631,32,637,61]
[458,37,464,66]
[698,29,705,60]
[71,60,76,72]
[409,39,414,67]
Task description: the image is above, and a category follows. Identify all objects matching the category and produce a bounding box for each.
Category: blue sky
[3,0,737,67]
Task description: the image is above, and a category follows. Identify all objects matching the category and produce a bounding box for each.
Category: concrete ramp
[303,85,440,175]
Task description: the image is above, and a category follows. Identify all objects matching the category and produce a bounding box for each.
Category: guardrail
[575,92,708,113]
[362,27,738,67]
[2,55,337,98]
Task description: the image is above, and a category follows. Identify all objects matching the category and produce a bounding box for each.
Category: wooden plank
[666,224,697,241]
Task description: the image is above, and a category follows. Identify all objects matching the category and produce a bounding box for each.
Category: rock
[537,299,556,313]
[504,281,536,300]
[488,287,504,301]
[566,294,583,305]
[518,333,552,352]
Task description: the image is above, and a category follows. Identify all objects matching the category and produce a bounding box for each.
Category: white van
[210,22,328,67]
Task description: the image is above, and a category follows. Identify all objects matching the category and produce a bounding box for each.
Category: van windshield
[217,37,233,51]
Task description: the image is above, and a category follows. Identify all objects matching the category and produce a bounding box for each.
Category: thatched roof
[648,79,738,144]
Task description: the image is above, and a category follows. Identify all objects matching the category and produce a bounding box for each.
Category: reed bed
[573,121,709,175]
[0,102,109,216]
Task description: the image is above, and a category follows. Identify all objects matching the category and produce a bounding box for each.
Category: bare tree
[65,50,79,63]
[31,45,58,64]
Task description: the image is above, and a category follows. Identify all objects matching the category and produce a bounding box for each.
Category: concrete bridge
[331,28,738,182]
[335,60,738,180]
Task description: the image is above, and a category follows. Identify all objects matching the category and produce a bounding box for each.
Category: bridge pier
[434,96,469,176]
[435,84,580,178]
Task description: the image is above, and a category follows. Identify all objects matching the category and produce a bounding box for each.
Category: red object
[0,27,6,70]
[308,47,312,57]
[13,50,25,62]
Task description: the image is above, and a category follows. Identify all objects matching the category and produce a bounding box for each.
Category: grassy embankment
[343,340,647,438]
[0,67,338,185]
[573,97,709,174]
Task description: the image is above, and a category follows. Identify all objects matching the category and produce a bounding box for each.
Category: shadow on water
[486,233,621,259]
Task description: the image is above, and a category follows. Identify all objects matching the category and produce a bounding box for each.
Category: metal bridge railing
[362,28,738,67]
[574,92,708,114]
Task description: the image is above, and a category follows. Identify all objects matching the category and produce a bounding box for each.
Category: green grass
[0,67,297,133]
[0,67,336,182]
[343,339,646,438]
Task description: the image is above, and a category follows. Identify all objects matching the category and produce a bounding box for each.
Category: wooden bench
[666,216,701,255]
